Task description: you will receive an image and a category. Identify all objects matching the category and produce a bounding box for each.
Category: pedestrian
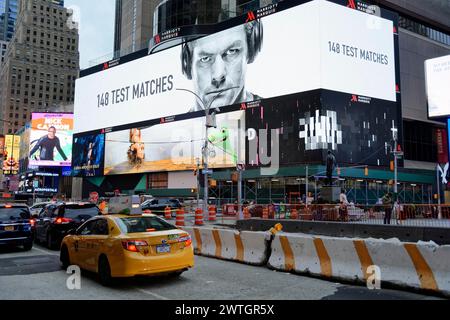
[339,189,349,221]
[382,192,393,225]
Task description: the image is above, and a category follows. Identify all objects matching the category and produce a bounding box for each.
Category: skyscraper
[0,0,18,63]
[0,0,79,134]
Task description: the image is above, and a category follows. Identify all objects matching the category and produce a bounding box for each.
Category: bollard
[164,206,172,220]
[262,207,269,219]
[208,205,216,221]
[195,208,204,226]
[175,207,185,227]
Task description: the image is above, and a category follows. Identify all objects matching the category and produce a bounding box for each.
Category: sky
[64,0,115,69]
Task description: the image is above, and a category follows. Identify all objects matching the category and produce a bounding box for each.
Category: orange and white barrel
[195,208,204,226]
[208,205,217,221]
[176,208,185,227]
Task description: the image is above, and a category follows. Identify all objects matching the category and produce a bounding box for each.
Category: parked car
[0,203,33,251]
[30,202,54,217]
[34,202,101,249]
[141,198,182,216]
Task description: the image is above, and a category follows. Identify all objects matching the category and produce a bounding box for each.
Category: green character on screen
[208,126,237,164]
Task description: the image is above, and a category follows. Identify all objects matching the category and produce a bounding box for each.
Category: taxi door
[73,219,97,269]
[82,218,110,272]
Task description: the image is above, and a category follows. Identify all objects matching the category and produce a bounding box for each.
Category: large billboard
[72,133,105,177]
[426,54,450,118]
[74,0,396,134]
[2,135,20,175]
[29,113,73,167]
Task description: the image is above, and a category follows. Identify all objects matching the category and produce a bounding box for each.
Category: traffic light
[364,166,369,176]
[390,161,394,171]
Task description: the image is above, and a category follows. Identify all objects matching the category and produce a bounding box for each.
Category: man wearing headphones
[181,20,263,112]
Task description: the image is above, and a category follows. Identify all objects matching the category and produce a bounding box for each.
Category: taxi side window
[79,220,96,236]
[92,219,109,236]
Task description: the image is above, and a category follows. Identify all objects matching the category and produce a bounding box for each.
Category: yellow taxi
[59,213,194,286]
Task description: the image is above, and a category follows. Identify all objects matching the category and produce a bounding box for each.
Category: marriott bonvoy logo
[351,95,372,104]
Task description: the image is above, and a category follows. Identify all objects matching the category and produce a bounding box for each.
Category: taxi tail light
[54,217,73,225]
[183,236,192,247]
[122,240,148,252]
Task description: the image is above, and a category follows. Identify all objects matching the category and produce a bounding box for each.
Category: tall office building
[0,0,79,135]
[0,0,18,63]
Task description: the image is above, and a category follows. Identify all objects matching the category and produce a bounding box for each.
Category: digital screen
[74,0,396,134]
[448,118,450,162]
[2,135,20,175]
[72,133,105,177]
[29,113,73,167]
[104,111,245,175]
[426,54,450,118]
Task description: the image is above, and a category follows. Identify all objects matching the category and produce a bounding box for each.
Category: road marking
[136,288,170,300]
[279,236,295,271]
[353,240,374,280]
[32,246,59,256]
[404,243,438,291]
[313,238,332,277]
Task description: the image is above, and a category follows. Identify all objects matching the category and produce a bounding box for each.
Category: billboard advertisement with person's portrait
[74,0,396,134]
[29,113,73,167]
[71,133,105,177]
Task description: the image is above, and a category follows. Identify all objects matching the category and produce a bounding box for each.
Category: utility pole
[237,119,243,219]
[305,165,309,206]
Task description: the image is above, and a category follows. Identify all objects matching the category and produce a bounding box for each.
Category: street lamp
[176,87,239,216]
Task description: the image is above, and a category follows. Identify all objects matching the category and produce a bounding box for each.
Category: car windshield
[0,207,30,221]
[116,216,177,234]
[63,205,99,218]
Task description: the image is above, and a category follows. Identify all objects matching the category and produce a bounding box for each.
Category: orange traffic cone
[195,208,204,226]
[176,208,185,227]
[262,207,269,219]
[164,206,172,220]
[208,205,216,221]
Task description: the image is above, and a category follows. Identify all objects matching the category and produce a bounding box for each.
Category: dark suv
[0,204,33,251]
[35,202,101,249]
[141,198,182,216]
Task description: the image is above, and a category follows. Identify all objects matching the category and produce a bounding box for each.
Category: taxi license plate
[156,244,170,253]
[4,226,15,231]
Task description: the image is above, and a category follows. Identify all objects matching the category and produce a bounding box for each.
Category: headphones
[181,19,263,80]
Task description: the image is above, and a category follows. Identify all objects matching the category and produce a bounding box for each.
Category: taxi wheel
[60,246,70,269]
[98,256,113,286]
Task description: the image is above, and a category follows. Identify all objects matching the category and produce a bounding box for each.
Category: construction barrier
[164,206,172,220]
[175,208,185,227]
[195,208,204,226]
[182,226,271,266]
[267,233,450,296]
[208,205,217,221]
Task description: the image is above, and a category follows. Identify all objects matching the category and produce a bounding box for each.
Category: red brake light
[185,238,192,247]
[5,205,12,208]
[30,219,36,227]
[179,235,192,247]
[54,217,73,224]
[122,240,148,252]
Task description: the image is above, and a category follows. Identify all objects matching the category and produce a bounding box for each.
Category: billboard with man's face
[74,0,396,134]
[29,113,73,167]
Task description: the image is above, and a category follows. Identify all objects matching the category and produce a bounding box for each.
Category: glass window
[78,220,97,235]
[116,216,177,234]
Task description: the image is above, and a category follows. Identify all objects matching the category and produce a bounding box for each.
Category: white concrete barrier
[181,226,270,265]
[268,232,450,296]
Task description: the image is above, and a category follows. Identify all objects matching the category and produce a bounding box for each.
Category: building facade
[83,0,449,204]
[0,0,79,135]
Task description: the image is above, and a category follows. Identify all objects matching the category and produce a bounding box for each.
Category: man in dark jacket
[326,150,336,186]
[29,126,67,161]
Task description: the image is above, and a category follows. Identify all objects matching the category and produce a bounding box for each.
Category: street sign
[202,169,213,175]
[237,163,245,171]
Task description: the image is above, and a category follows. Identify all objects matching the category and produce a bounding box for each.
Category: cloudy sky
[64,0,115,69]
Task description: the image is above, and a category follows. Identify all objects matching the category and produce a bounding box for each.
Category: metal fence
[216,203,450,228]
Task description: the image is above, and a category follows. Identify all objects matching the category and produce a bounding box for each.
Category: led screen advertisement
[29,113,73,167]
[104,111,245,175]
[74,0,396,134]
[2,135,20,175]
[72,133,105,177]
[426,55,450,118]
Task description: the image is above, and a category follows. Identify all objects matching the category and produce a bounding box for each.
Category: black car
[0,204,33,251]
[34,202,101,249]
[141,198,182,216]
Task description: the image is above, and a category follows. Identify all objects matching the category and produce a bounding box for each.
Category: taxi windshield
[116,216,177,234]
